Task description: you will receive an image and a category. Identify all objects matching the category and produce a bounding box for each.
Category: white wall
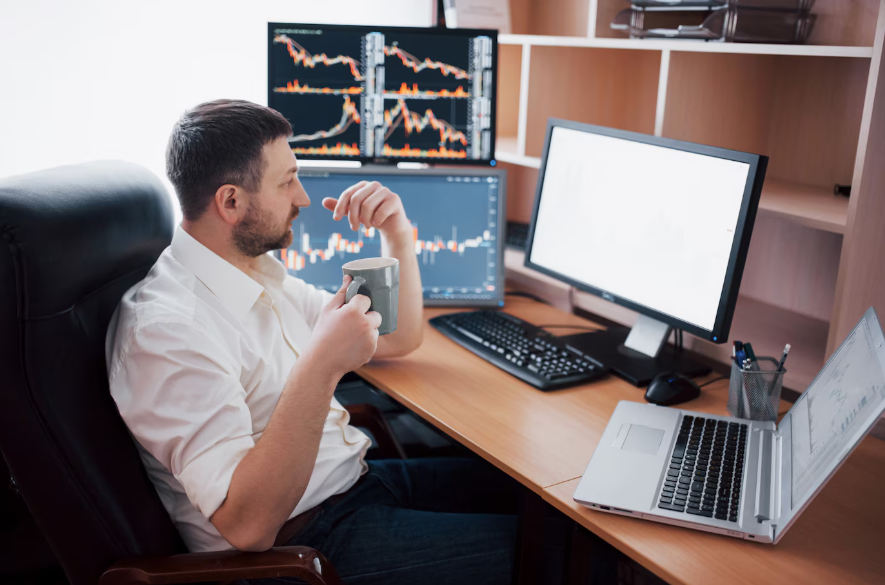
[0,0,433,219]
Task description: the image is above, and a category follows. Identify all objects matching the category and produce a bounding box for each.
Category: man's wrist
[380,220,414,247]
[290,347,344,391]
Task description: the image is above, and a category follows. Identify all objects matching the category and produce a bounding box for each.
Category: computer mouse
[645,372,701,406]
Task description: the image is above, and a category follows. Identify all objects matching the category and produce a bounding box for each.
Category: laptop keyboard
[658,416,748,522]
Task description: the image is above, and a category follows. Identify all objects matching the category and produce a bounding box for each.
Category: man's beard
[232,200,299,258]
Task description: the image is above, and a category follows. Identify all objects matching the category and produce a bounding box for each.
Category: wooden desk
[358,297,885,584]
[545,438,885,585]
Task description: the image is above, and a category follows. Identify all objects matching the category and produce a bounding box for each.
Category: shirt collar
[171,226,265,323]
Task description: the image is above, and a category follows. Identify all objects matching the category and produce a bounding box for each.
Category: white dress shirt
[106,227,370,552]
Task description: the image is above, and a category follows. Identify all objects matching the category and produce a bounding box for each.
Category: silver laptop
[574,307,885,544]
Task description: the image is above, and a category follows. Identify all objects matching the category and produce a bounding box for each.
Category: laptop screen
[787,311,885,506]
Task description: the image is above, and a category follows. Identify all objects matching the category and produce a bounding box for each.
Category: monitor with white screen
[524,119,767,385]
[275,166,506,307]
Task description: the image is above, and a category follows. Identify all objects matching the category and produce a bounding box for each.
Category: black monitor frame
[268,22,498,166]
[524,118,768,345]
[295,164,507,307]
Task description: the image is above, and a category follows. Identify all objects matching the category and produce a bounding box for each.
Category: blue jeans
[251,457,566,585]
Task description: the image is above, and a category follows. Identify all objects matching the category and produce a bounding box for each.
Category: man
[106,100,530,584]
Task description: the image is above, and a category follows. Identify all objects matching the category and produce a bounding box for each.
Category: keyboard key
[659,496,673,504]
[658,503,685,513]
[672,432,689,459]
[691,482,704,491]
[676,488,689,496]
[662,486,675,494]
[728,515,738,522]
[714,513,727,520]
[687,508,714,518]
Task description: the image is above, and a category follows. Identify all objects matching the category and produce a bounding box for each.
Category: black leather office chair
[0,162,407,585]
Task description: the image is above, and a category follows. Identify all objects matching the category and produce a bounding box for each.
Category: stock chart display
[275,171,503,304]
[268,23,496,163]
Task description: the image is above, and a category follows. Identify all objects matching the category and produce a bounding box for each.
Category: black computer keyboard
[505,221,529,250]
[429,310,607,391]
[658,415,748,522]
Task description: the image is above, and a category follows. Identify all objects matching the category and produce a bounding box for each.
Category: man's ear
[214,184,245,226]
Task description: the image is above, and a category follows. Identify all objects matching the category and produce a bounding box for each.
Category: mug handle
[345,276,367,304]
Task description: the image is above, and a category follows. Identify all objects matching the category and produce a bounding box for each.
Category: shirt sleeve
[110,320,254,520]
[285,276,334,330]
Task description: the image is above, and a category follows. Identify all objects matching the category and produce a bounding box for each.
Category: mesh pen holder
[727,357,786,422]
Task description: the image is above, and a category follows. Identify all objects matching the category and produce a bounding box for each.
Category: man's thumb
[330,275,352,308]
[322,197,338,211]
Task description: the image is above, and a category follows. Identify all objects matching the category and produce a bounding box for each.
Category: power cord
[698,376,728,389]
[537,324,603,333]
[505,291,550,305]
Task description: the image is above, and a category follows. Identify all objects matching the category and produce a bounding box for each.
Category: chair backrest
[0,161,185,585]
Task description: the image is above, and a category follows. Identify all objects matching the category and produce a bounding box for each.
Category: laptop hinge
[753,429,781,524]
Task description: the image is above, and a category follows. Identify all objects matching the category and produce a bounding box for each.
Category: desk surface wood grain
[545,436,885,585]
[358,297,885,584]
[360,297,772,492]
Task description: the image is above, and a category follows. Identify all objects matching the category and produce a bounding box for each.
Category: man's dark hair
[166,100,292,221]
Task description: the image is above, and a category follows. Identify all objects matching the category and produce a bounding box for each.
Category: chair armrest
[100,545,342,585]
[345,403,407,460]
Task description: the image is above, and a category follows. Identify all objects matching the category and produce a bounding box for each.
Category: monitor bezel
[295,164,507,308]
[268,22,498,167]
[523,118,767,343]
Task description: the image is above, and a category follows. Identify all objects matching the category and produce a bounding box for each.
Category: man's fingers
[347,293,372,314]
[370,197,401,230]
[348,182,379,231]
[358,188,387,228]
[327,275,351,309]
[334,181,368,220]
[365,311,383,330]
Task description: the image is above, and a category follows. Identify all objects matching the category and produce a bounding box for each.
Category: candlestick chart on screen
[268,25,494,161]
[275,172,501,302]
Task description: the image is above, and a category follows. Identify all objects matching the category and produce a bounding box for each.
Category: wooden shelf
[503,249,828,392]
[758,180,849,234]
[495,143,850,235]
[495,136,541,168]
[499,34,875,58]
[692,296,829,392]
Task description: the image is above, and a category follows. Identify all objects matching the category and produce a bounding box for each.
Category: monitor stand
[560,315,711,387]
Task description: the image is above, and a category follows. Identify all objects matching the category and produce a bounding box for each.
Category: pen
[743,342,757,369]
[777,344,791,371]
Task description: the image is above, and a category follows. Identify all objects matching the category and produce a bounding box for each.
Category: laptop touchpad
[618,424,665,455]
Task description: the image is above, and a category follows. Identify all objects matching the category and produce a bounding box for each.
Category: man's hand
[304,275,382,377]
[323,180,423,359]
[322,181,411,238]
[211,277,381,552]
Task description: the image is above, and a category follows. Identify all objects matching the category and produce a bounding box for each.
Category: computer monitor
[525,119,767,386]
[276,167,506,307]
[268,23,497,165]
